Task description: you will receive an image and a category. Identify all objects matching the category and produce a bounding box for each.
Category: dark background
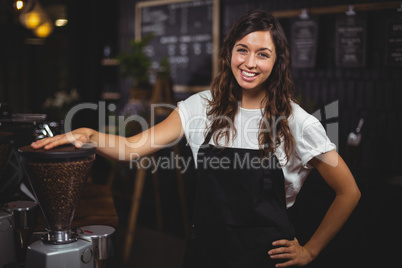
[1,0,401,267]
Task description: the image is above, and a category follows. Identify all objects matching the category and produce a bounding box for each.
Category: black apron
[183,133,295,268]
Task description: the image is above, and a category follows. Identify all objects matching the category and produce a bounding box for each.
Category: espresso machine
[1,131,37,268]
[18,144,115,268]
[1,200,38,268]
[0,131,18,268]
[1,201,38,268]
[0,207,16,268]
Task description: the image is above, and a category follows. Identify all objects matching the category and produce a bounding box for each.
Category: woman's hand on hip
[268,237,314,267]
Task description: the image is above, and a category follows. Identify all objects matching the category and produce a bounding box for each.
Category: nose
[245,54,256,69]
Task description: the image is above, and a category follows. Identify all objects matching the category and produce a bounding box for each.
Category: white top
[177,90,336,208]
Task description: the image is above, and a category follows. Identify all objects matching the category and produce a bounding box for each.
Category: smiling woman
[31,9,360,268]
[231,31,277,104]
[207,10,295,162]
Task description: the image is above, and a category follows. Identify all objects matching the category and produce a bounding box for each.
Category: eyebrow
[235,43,273,53]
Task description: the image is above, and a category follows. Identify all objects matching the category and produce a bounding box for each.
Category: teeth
[242,70,256,77]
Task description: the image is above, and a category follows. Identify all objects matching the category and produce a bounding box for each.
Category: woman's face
[231,31,276,94]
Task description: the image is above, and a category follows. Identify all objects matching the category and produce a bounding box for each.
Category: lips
[240,69,259,81]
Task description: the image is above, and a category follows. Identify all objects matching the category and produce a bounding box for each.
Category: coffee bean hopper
[18,144,115,268]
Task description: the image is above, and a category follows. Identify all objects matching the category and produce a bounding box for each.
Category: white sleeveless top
[177,90,336,208]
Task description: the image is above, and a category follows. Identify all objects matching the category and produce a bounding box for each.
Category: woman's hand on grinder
[31,128,94,150]
[268,237,314,267]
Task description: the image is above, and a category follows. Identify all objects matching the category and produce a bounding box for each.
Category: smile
[242,70,257,77]
[240,70,259,81]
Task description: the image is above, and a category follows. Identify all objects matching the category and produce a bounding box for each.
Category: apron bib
[183,134,295,268]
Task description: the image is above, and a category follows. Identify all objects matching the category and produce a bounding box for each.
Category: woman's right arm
[31,108,184,161]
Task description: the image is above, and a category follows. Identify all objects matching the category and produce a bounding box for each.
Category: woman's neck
[240,89,266,109]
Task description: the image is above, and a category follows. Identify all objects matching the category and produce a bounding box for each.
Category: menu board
[335,15,367,68]
[136,0,220,92]
[385,18,402,66]
[290,18,318,68]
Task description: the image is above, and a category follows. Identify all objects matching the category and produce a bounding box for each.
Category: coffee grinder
[18,144,115,268]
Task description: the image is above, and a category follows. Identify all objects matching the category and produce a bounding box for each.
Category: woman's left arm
[268,150,361,267]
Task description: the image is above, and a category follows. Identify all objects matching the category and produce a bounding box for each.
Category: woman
[32,10,360,268]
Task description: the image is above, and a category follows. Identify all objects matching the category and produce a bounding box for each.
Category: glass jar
[19,144,96,243]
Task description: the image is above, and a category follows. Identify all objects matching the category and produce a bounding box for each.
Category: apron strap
[202,131,213,146]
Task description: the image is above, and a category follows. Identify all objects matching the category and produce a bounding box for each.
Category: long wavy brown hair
[207,9,296,161]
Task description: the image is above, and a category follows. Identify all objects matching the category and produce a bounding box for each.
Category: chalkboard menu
[136,0,220,92]
[290,18,318,68]
[335,15,367,68]
[385,18,402,66]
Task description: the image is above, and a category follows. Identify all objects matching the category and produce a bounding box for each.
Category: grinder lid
[18,144,96,159]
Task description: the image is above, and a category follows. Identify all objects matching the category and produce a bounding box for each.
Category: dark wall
[66,0,119,129]
[290,11,402,179]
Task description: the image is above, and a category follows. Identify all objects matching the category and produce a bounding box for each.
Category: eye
[258,52,270,58]
[236,48,247,54]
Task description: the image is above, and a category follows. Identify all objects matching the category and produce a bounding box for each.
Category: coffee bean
[22,156,95,231]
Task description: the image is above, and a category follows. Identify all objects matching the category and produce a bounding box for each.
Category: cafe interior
[0,0,401,267]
